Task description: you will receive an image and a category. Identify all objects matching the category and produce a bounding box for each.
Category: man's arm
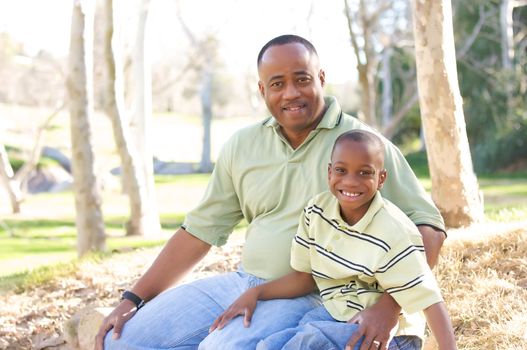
[345,224,446,350]
[418,225,446,268]
[95,228,211,350]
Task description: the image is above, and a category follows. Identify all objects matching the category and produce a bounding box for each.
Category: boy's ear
[377,169,387,189]
[327,163,332,179]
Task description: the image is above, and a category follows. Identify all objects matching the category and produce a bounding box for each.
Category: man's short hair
[257,34,318,67]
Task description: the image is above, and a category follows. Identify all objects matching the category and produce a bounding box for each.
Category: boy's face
[328,139,387,225]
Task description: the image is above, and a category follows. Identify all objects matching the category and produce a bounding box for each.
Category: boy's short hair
[331,130,385,160]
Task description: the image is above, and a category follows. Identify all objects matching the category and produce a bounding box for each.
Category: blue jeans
[103,270,321,349]
[256,306,422,350]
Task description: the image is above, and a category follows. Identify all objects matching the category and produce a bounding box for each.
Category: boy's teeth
[342,191,359,197]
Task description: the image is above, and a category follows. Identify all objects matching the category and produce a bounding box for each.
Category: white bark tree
[412,0,484,227]
[102,0,152,237]
[0,143,22,213]
[175,9,217,173]
[129,0,160,235]
[67,0,106,256]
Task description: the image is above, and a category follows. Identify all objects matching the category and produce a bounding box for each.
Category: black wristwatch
[121,290,145,310]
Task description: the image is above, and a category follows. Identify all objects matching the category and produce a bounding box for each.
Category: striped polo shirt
[291,191,443,337]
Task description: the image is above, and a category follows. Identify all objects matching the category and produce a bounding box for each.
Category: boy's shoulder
[305,191,335,208]
[371,197,422,241]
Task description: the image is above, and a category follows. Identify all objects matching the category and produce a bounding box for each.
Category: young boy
[209,130,457,350]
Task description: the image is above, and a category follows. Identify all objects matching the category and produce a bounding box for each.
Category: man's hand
[209,288,260,332]
[417,225,446,268]
[345,292,400,350]
[94,300,137,350]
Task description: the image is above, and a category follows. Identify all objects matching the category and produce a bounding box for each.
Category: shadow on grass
[1,214,186,238]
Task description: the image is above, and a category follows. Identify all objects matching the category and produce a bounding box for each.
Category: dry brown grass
[1,224,526,349]
[433,224,527,350]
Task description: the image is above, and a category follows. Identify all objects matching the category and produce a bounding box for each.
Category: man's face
[257,43,326,136]
[328,139,387,225]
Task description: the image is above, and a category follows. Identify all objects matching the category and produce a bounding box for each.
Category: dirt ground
[0,235,244,350]
[1,222,526,350]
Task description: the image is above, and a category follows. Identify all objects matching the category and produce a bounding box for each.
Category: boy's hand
[209,288,260,332]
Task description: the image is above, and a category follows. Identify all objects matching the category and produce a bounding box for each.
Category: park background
[0,0,526,349]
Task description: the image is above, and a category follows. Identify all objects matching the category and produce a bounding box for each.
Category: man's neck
[280,128,313,149]
[281,103,328,149]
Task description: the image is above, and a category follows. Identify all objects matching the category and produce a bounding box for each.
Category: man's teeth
[341,191,360,198]
[285,105,303,111]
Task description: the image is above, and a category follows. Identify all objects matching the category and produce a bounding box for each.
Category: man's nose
[283,83,301,99]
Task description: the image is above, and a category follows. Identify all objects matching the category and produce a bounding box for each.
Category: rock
[42,146,72,173]
[26,167,72,194]
[63,306,112,350]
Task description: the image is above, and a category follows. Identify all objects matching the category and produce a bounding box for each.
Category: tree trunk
[67,0,106,256]
[0,143,22,213]
[381,47,393,127]
[412,0,484,227]
[199,62,213,173]
[500,0,514,70]
[102,0,151,236]
[344,0,378,127]
[130,0,160,236]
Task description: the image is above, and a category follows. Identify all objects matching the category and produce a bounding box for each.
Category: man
[96,34,446,350]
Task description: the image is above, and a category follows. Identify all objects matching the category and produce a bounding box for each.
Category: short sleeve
[374,231,443,314]
[182,137,244,246]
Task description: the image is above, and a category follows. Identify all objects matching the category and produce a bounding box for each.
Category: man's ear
[378,169,387,189]
[319,69,326,87]
[258,81,265,98]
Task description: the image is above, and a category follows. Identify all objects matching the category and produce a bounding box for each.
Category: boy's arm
[209,271,315,331]
[423,302,457,350]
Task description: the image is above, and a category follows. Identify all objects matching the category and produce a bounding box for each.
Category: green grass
[405,151,527,222]
[1,158,525,292]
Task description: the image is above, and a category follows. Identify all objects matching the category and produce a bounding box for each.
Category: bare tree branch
[14,102,65,183]
[344,0,364,66]
[457,5,496,59]
[382,89,418,139]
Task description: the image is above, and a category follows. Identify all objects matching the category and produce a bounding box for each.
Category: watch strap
[121,290,145,310]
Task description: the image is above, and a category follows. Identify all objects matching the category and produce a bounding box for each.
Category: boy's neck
[339,198,375,226]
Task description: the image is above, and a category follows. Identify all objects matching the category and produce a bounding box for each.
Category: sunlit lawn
[1,161,526,290]
[0,174,209,281]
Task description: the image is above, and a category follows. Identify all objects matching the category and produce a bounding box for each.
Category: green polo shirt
[291,191,443,338]
[183,96,445,280]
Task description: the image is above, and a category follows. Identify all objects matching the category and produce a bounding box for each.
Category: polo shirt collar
[263,96,342,130]
[331,191,385,233]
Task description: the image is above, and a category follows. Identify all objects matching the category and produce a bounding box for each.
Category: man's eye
[270,81,282,88]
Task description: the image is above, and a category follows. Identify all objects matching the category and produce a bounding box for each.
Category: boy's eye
[335,167,345,173]
[359,170,374,176]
